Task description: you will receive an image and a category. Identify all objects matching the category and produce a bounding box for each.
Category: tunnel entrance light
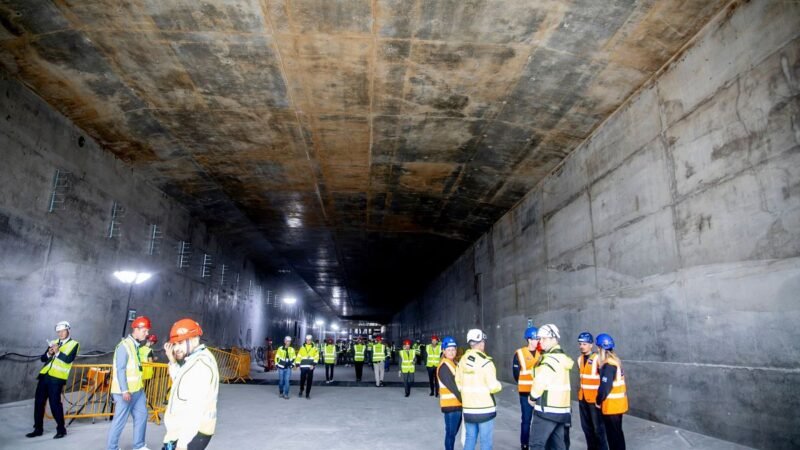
[282,296,297,305]
[114,271,152,284]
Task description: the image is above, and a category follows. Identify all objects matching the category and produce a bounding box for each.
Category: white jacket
[163,345,220,446]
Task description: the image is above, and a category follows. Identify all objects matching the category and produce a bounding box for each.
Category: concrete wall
[390,1,800,448]
[0,72,316,403]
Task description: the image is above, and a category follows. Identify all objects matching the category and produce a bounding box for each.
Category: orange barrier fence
[208,347,251,383]
[46,363,171,424]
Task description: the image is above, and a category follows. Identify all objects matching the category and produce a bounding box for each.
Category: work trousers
[402,372,414,396]
[107,390,147,450]
[602,414,625,450]
[443,411,462,450]
[579,401,607,450]
[278,367,291,396]
[325,363,335,381]
[33,376,66,434]
[530,414,566,450]
[519,394,534,446]
[354,361,364,381]
[464,419,494,450]
[299,368,314,397]
[163,432,213,450]
[374,360,385,385]
[427,366,439,395]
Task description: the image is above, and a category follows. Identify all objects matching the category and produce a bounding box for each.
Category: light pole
[114,271,152,337]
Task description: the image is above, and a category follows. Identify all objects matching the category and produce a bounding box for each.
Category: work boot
[54,431,66,439]
[26,430,43,438]
[305,394,310,400]
[429,392,434,396]
[298,391,303,397]
[521,445,529,450]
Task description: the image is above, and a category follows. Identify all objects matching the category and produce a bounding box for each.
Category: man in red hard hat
[107,316,151,450]
[162,318,219,450]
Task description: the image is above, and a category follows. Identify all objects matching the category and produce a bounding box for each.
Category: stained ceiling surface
[0,0,726,320]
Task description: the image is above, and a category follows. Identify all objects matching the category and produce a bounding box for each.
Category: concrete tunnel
[0,0,797,449]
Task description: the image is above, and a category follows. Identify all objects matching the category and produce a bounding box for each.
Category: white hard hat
[537,324,560,340]
[305,334,313,340]
[284,336,292,342]
[55,321,71,332]
[466,329,486,343]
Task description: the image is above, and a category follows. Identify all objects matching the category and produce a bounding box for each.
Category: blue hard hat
[596,333,615,350]
[577,332,594,344]
[524,327,539,340]
[441,336,457,349]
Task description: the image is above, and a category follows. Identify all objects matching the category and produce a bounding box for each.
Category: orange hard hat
[169,318,203,343]
[147,334,158,344]
[403,339,411,346]
[131,316,151,330]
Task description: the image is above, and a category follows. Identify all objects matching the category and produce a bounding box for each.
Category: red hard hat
[169,318,203,343]
[403,339,411,346]
[327,338,333,343]
[147,334,158,344]
[431,335,439,341]
[375,335,383,342]
[131,316,151,330]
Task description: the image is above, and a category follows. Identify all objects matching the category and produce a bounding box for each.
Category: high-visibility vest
[426,343,441,367]
[578,353,600,403]
[274,346,296,369]
[354,344,366,362]
[295,344,319,368]
[515,347,539,394]
[39,339,79,381]
[456,349,502,422]
[163,346,219,441]
[139,346,154,380]
[529,345,573,418]
[372,344,386,362]
[601,359,628,415]
[400,349,416,373]
[111,337,144,394]
[437,359,462,411]
[324,344,336,364]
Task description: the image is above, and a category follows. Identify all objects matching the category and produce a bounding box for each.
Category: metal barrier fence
[46,363,170,424]
[208,347,251,383]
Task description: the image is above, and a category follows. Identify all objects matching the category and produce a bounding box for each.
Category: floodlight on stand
[331,323,339,331]
[282,296,297,305]
[315,319,324,326]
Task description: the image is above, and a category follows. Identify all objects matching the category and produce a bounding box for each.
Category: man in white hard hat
[274,336,296,399]
[456,329,502,450]
[528,324,574,450]
[27,321,80,440]
[295,334,319,399]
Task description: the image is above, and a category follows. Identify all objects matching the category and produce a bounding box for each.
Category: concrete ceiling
[0,0,727,320]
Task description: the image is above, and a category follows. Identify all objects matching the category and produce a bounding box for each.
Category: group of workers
[26,317,220,450]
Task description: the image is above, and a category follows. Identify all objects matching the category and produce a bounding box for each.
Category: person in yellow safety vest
[353,337,366,382]
[577,332,607,450]
[107,316,152,450]
[456,329,502,450]
[162,318,219,450]
[372,335,388,387]
[26,321,80,440]
[140,334,158,385]
[295,334,319,399]
[528,324,574,450]
[323,338,337,383]
[366,338,374,367]
[275,336,296,399]
[594,334,628,450]
[399,340,416,397]
[426,335,442,397]
[513,327,541,450]
[437,336,462,450]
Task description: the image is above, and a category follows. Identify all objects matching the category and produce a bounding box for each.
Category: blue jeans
[106,390,147,450]
[519,394,534,445]
[278,368,291,396]
[464,419,494,450]
[443,411,462,450]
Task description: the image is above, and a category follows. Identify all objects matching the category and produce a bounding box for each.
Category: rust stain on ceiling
[0,0,728,320]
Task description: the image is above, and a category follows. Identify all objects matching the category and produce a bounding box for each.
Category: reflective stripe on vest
[530,348,572,415]
[426,344,441,367]
[275,346,296,368]
[354,344,366,362]
[111,337,143,394]
[515,347,538,393]
[373,344,386,362]
[324,345,336,364]
[578,353,600,402]
[400,350,415,373]
[39,339,79,381]
[601,360,628,415]
[295,344,319,368]
[437,359,461,409]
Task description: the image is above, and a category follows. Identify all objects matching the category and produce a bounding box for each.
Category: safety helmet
[441,336,457,349]
[305,334,313,340]
[431,335,439,341]
[169,318,203,343]
[577,332,594,344]
[524,326,538,340]
[596,333,615,350]
[147,334,158,344]
[131,316,152,330]
[402,339,412,346]
[375,335,383,342]
[327,338,333,343]
[537,324,560,340]
[55,321,71,332]
[466,329,486,343]
[284,335,292,342]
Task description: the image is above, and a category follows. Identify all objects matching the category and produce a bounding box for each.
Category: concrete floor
[0,364,752,450]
